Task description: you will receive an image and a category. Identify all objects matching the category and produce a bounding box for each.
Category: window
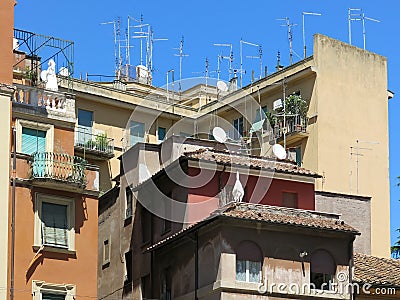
[295,146,302,167]
[103,239,110,266]
[77,109,93,145]
[282,192,298,208]
[161,267,172,300]
[250,106,268,134]
[141,206,151,244]
[158,127,166,143]
[126,187,133,219]
[310,249,336,290]
[34,194,75,251]
[233,117,244,140]
[162,192,172,234]
[16,119,54,154]
[32,280,75,300]
[22,128,46,154]
[236,241,262,283]
[141,274,151,299]
[124,251,133,283]
[130,121,145,146]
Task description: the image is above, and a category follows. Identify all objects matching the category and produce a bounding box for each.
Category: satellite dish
[272,143,287,159]
[59,67,70,77]
[273,98,283,110]
[212,127,227,143]
[217,80,228,92]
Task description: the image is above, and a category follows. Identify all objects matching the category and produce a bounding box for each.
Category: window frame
[233,117,244,140]
[16,119,54,154]
[34,193,75,252]
[282,191,299,208]
[157,126,167,143]
[129,120,145,146]
[32,280,76,300]
[103,238,110,266]
[125,186,133,219]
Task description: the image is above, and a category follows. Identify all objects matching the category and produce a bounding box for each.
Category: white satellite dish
[59,67,70,77]
[212,126,227,143]
[272,143,287,159]
[217,80,228,92]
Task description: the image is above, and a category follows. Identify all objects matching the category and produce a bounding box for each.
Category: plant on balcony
[85,139,97,150]
[284,94,308,118]
[95,133,109,151]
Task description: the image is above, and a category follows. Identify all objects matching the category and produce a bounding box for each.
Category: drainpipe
[10,126,16,300]
[349,237,355,300]
[194,231,199,300]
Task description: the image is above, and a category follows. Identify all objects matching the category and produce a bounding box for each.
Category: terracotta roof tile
[354,253,400,287]
[147,202,357,252]
[184,148,320,177]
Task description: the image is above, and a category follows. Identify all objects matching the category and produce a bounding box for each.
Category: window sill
[33,245,76,255]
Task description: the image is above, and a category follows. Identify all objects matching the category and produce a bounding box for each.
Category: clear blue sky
[14,1,400,247]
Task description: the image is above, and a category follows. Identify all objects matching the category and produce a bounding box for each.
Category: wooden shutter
[21,127,46,154]
[41,202,68,248]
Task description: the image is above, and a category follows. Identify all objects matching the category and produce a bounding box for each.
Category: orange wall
[54,126,74,155]
[11,186,98,299]
[0,0,15,84]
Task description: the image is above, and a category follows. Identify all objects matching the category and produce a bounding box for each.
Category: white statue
[40,59,58,91]
[232,171,244,202]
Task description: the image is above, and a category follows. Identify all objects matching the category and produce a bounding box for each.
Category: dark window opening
[310,249,336,291]
[125,251,133,283]
[141,274,151,299]
[126,187,133,219]
[282,192,298,208]
[161,267,172,300]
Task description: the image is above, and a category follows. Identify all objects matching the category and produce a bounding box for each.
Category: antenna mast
[302,12,322,58]
[278,17,297,65]
[240,39,260,86]
[214,43,233,80]
[101,18,123,78]
[174,35,189,93]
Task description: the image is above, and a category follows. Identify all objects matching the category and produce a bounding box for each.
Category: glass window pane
[249,261,261,283]
[78,109,93,128]
[130,121,145,146]
[41,202,68,247]
[236,260,247,281]
[42,294,65,300]
[158,127,166,142]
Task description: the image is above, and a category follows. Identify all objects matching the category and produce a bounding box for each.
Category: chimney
[0,0,16,84]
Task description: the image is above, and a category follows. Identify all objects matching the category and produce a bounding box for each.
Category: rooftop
[354,253,400,287]
[184,148,321,178]
[147,202,358,252]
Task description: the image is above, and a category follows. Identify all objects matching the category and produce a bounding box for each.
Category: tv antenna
[174,36,189,94]
[302,12,322,58]
[214,43,233,80]
[246,45,263,82]
[101,17,123,78]
[239,39,260,87]
[348,8,380,50]
[350,139,379,193]
[277,17,297,65]
[132,14,149,65]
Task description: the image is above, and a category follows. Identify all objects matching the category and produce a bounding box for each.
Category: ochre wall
[0,0,15,84]
[11,186,98,299]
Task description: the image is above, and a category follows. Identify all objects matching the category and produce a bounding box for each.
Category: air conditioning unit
[273,98,283,110]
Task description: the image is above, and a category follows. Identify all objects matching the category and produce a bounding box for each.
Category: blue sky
[14,1,400,247]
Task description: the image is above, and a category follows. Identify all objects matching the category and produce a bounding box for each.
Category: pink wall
[186,167,315,223]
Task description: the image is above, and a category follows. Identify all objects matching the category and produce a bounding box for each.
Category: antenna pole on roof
[214,43,233,80]
[277,17,297,65]
[174,35,189,94]
[240,39,260,86]
[302,12,322,58]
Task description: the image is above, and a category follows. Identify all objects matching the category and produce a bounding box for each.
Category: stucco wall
[315,191,371,255]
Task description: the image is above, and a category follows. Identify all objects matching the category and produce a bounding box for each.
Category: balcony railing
[30,152,87,186]
[12,84,67,111]
[74,129,114,157]
[269,116,308,141]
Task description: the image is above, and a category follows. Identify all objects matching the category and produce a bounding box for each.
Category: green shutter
[21,128,46,155]
[41,202,68,248]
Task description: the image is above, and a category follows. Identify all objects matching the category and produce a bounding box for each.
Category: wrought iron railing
[269,116,308,141]
[74,129,114,156]
[12,84,67,110]
[30,152,87,186]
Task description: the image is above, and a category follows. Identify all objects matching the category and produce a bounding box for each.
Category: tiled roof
[147,202,357,252]
[354,253,400,287]
[217,202,358,233]
[184,148,320,178]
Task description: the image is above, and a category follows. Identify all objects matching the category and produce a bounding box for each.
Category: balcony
[269,116,309,145]
[74,129,114,159]
[30,152,87,187]
[11,84,75,123]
